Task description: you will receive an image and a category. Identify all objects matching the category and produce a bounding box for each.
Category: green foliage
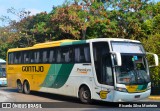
[106,0,152,39]
[142,34,160,84]
[49,0,117,40]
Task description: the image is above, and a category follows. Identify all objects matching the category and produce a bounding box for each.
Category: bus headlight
[116,87,128,92]
[147,85,151,90]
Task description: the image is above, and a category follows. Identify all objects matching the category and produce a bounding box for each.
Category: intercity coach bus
[7,38,158,103]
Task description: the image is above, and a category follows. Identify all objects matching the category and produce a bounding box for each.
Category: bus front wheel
[79,86,92,104]
[23,81,30,94]
[17,81,23,93]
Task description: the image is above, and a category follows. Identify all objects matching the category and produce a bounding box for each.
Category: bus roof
[8,39,76,52]
[88,38,140,43]
[8,38,141,52]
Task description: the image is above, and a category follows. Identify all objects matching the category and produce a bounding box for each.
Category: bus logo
[76,68,91,74]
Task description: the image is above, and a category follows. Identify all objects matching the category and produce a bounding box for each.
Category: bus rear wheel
[17,81,23,93]
[23,81,30,94]
[79,86,92,104]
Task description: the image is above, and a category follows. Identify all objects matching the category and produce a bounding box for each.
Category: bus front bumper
[113,90,151,102]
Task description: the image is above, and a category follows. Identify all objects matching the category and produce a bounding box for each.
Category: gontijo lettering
[22,66,44,72]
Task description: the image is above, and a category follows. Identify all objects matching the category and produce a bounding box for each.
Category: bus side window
[74,45,90,63]
[61,47,72,63]
[34,51,40,63]
[79,47,85,62]
[30,51,35,63]
[75,47,80,62]
[18,52,22,64]
[84,46,90,62]
[8,53,11,64]
[13,53,17,64]
[23,52,30,63]
[14,52,21,64]
[39,50,43,63]
[49,49,55,63]
[68,48,73,62]
[43,50,47,63]
[9,53,14,64]
[57,49,61,63]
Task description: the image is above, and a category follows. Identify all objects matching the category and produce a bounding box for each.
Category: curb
[148,96,160,100]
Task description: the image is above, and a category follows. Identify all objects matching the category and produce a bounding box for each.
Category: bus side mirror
[110,52,122,66]
[146,52,159,67]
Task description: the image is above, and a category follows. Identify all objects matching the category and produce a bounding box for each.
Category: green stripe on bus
[60,40,86,46]
[51,64,74,88]
[41,64,62,87]
[60,42,73,46]
[41,64,74,88]
[137,84,147,90]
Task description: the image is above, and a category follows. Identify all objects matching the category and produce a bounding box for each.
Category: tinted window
[22,51,30,64]
[8,53,14,64]
[13,52,21,64]
[74,44,90,63]
[61,47,73,63]
[49,49,56,63]
[43,49,50,63]
[8,43,91,64]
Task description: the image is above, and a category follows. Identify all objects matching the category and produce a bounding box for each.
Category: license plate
[135,95,140,98]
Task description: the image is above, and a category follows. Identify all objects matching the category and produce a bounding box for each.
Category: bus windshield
[115,55,150,85]
[0,68,6,78]
[111,41,145,54]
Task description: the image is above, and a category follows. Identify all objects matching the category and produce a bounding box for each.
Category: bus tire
[79,86,92,104]
[17,81,23,93]
[23,80,30,94]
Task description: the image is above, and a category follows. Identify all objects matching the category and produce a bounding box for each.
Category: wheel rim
[82,88,90,100]
[25,82,29,92]
[17,83,22,91]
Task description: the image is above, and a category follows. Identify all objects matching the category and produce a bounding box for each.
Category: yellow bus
[7,38,158,103]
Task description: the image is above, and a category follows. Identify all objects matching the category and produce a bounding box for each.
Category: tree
[50,0,117,40]
[105,0,153,40]
[142,34,160,85]
[18,12,52,43]
[141,2,160,85]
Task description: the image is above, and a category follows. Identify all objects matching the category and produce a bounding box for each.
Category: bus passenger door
[93,42,114,101]
[100,54,114,101]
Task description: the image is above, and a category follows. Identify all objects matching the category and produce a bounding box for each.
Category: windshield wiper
[137,70,149,83]
[128,70,137,85]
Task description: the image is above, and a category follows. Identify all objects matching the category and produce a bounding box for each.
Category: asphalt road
[0,86,159,111]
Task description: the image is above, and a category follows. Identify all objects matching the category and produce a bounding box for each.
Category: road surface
[0,86,159,111]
